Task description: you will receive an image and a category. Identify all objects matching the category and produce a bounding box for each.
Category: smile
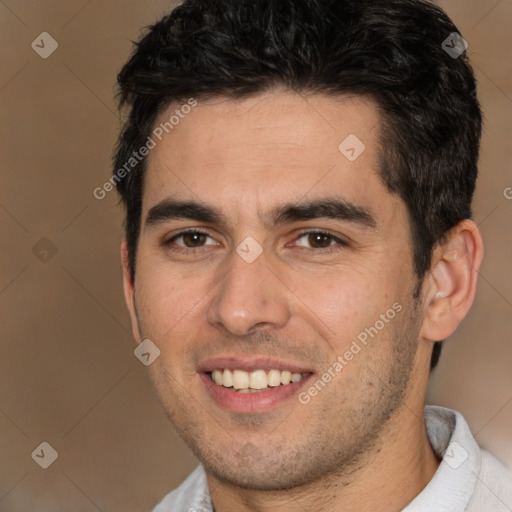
[209,369,310,392]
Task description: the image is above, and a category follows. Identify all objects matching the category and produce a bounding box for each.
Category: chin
[204,460,311,491]
[199,440,339,492]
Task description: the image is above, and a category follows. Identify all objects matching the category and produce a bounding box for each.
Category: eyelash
[164,228,348,253]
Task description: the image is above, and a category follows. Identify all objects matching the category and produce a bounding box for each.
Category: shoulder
[152,465,212,512]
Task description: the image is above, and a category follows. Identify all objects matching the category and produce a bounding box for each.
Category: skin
[121,91,484,511]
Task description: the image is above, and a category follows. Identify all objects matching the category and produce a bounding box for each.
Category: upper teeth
[211,369,305,390]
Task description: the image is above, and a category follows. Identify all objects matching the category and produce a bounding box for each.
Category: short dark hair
[114,0,482,371]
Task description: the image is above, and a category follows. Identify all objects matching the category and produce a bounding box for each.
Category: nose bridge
[206,246,290,336]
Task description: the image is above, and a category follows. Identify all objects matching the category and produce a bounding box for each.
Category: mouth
[199,359,314,413]
[208,368,311,393]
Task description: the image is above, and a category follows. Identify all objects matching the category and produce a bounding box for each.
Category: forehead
[142,92,400,227]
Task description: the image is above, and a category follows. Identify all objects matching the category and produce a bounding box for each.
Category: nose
[206,248,291,336]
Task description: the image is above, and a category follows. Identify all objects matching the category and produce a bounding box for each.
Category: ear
[420,219,484,341]
[121,240,143,344]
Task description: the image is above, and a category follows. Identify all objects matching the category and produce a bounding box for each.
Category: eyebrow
[144,196,377,231]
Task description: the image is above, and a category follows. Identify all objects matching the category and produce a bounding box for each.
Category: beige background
[0,1,511,510]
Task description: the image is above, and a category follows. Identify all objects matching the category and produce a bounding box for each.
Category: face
[125,92,427,490]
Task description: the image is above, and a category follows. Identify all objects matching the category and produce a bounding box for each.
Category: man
[113,0,512,510]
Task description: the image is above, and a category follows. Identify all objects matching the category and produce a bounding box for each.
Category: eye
[163,228,347,253]
[165,229,218,249]
[294,230,347,250]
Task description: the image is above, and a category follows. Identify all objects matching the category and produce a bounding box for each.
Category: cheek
[291,271,388,337]
[134,264,204,344]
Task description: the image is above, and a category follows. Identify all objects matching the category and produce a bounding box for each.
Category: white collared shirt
[153,406,512,511]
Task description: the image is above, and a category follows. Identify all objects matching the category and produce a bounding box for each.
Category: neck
[206,402,440,512]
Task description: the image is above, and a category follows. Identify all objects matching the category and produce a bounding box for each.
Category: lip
[198,356,314,374]
[199,371,314,413]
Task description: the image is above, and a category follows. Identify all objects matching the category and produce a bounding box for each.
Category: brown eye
[295,231,345,250]
[181,232,208,247]
[307,233,334,248]
[166,230,217,249]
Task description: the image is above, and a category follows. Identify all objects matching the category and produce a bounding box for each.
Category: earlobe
[420,220,484,341]
[121,240,143,344]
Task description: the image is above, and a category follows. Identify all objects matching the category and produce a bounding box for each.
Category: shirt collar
[402,405,481,511]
